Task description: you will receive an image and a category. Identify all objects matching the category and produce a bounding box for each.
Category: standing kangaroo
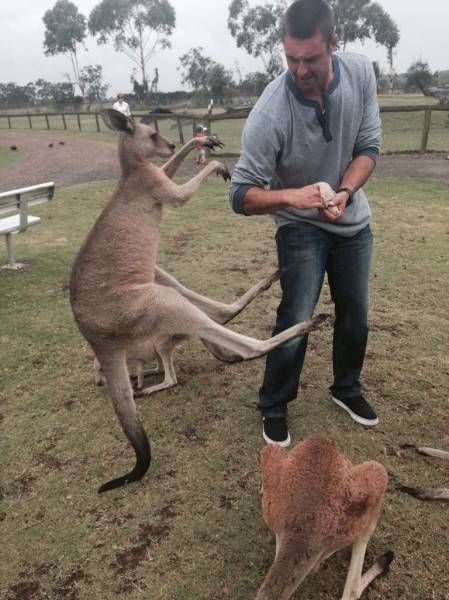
[92,265,282,391]
[257,438,393,599]
[69,109,328,493]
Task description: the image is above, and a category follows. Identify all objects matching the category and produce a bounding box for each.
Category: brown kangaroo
[69,109,328,492]
[92,266,281,392]
[257,438,393,599]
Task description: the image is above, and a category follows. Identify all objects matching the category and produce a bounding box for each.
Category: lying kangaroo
[257,438,393,599]
[93,266,281,391]
[397,446,449,502]
[69,108,328,493]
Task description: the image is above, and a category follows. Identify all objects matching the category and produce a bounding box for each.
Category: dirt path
[1,130,449,191]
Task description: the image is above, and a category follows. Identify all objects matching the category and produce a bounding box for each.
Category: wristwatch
[337,187,354,206]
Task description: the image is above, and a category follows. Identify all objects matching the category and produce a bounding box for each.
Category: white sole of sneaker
[331,396,379,427]
[262,428,292,448]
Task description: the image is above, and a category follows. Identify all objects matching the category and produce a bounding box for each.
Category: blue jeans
[258,222,373,417]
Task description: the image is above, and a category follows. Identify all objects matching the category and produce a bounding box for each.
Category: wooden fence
[0,105,448,155]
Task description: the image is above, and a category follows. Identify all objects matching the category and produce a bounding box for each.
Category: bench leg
[2,233,23,270]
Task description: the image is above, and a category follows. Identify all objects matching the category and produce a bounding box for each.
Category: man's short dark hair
[282,0,335,46]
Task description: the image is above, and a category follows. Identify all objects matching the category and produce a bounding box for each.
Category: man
[112,93,131,116]
[229,0,381,447]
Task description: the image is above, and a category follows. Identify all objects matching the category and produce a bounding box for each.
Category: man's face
[284,31,336,95]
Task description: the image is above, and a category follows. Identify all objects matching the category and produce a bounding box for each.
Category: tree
[42,0,87,96]
[79,65,110,107]
[363,3,399,94]
[178,47,213,91]
[371,61,381,83]
[328,0,372,48]
[405,60,437,94]
[228,0,285,80]
[88,0,175,96]
[238,71,271,97]
[0,83,36,108]
[206,63,234,104]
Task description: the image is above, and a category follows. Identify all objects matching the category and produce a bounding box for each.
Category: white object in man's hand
[318,181,340,216]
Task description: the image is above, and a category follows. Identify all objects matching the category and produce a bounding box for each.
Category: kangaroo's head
[101,109,175,171]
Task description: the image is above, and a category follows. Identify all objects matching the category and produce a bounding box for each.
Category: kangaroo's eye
[150,132,159,142]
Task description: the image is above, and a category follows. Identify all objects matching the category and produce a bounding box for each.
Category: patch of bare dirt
[8,580,40,600]
[112,523,171,574]
[2,131,449,192]
[0,131,119,190]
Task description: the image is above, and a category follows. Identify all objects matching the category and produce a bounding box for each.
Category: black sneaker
[331,395,379,427]
[262,417,291,447]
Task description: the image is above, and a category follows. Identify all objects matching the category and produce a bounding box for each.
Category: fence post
[77,113,82,131]
[28,115,32,129]
[95,113,100,132]
[153,118,160,132]
[420,108,432,154]
[62,114,67,130]
[206,118,211,135]
[176,116,184,144]
[7,116,11,129]
[45,114,50,130]
[192,117,197,137]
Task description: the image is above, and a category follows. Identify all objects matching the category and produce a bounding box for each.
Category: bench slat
[0,182,55,215]
[0,214,41,235]
[1,182,55,268]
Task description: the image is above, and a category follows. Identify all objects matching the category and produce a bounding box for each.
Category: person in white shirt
[112,94,131,116]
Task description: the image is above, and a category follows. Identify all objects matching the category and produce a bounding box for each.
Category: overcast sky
[2,0,448,95]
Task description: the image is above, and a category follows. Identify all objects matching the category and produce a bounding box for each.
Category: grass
[1,175,449,599]
[0,144,23,169]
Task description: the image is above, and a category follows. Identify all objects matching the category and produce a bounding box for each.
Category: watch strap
[337,186,354,206]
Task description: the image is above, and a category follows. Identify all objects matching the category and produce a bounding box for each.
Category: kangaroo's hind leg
[155,265,280,324]
[136,337,180,397]
[142,284,328,366]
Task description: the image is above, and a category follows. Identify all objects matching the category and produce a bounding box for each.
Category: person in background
[229,0,381,447]
[113,93,131,117]
[195,125,208,165]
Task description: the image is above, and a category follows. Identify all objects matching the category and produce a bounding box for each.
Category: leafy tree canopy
[228,0,285,79]
[405,60,437,93]
[206,63,234,103]
[43,0,87,55]
[89,0,175,90]
[79,65,110,103]
[178,48,213,91]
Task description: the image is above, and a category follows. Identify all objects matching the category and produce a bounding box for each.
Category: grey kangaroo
[69,109,328,493]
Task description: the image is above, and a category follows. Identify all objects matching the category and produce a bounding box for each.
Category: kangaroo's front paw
[202,135,225,150]
[214,162,231,182]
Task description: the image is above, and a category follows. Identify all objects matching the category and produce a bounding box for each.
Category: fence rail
[1,106,448,155]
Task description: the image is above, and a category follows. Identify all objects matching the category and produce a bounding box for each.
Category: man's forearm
[242,187,292,215]
[242,183,324,216]
[339,154,376,193]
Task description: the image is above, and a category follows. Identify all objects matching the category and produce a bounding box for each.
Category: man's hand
[318,183,349,221]
[288,184,325,210]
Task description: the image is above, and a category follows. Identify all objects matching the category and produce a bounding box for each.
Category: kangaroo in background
[69,109,328,493]
[257,438,393,599]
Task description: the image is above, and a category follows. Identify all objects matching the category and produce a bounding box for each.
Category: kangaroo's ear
[101,109,135,134]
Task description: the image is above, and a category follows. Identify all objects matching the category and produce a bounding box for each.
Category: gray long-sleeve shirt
[229,52,381,237]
